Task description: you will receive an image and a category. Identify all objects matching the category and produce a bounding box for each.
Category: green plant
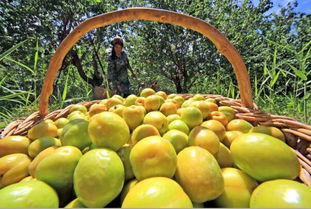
[265,39,311,123]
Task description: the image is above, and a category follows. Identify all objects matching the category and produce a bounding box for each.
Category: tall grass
[1,38,39,107]
[187,40,310,125]
[0,40,94,129]
[51,65,93,109]
[252,39,311,124]
[0,39,35,128]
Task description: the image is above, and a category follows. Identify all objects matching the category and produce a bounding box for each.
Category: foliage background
[0,0,310,127]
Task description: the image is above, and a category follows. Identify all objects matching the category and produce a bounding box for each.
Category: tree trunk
[71,50,102,87]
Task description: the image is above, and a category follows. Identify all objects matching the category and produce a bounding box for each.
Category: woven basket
[1,8,311,186]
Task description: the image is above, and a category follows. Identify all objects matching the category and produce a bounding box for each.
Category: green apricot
[0,179,59,208]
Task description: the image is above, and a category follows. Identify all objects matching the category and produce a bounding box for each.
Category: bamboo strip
[298,159,311,175]
[294,149,311,168]
[283,129,311,142]
[296,128,311,136]
[273,119,311,130]
[300,168,311,186]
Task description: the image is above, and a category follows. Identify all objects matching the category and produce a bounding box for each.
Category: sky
[252,0,311,14]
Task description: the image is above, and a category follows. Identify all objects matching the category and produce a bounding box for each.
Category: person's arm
[124,52,136,78]
[107,56,115,88]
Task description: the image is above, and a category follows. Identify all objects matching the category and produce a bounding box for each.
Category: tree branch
[90,37,106,76]
[71,49,96,86]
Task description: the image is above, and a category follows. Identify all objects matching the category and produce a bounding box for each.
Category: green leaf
[0,92,28,100]
[0,98,25,105]
[33,38,39,72]
[263,62,268,76]
[0,110,13,122]
[64,97,88,104]
[0,85,34,103]
[0,76,7,86]
[0,39,28,61]
[300,40,311,54]
[278,68,286,77]
[302,47,311,67]
[0,121,8,129]
[266,39,294,53]
[269,71,281,87]
[4,57,34,74]
[62,71,70,101]
[302,92,311,100]
[288,64,307,81]
[254,74,258,97]
[272,48,277,74]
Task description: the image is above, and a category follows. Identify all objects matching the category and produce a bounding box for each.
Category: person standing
[107,37,135,97]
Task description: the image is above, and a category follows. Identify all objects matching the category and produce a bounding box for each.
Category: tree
[0,0,309,98]
[0,0,118,98]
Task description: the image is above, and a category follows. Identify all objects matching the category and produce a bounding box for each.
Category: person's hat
[112,36,124,47]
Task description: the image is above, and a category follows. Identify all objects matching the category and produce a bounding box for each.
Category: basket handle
[39,8,254,116]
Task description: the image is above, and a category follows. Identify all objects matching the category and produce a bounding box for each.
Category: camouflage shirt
[107,51,131,95]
